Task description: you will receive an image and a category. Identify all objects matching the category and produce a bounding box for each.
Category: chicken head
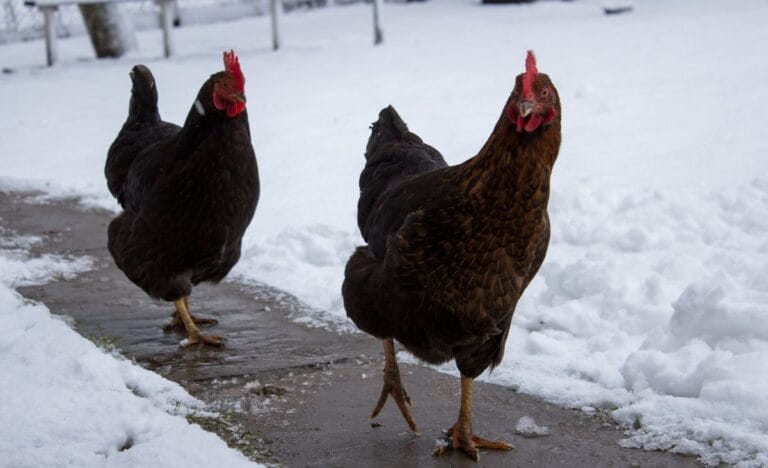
[506,50,559,133]
[213,50,246,118]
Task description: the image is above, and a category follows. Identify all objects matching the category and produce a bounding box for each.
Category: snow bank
[507,179,768,466]
[232,224,360,331]
[616,283,768,466]
[0,230,260,467]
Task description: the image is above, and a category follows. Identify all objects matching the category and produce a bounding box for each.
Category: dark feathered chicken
[342,51,561,460]
[106,51,259,347]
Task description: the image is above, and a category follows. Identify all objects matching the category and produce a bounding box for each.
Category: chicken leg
[433,376,513,461]
[173,298,225,347]
[164,296,219,331]
[371,338,418,432]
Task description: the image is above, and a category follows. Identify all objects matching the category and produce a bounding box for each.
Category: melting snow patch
[434,438,450,450]
[514,416,550,438]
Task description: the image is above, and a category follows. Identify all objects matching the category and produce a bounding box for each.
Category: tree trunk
[79,3,138,58]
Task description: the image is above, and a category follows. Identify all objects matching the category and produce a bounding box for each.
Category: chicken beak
[518,100,535,118]
[232,92,246,104]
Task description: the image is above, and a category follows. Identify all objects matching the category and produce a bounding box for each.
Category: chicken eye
[540,88,550,98]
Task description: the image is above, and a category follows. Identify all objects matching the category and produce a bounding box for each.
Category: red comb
[522,50,538,100]
[223,49,245,92]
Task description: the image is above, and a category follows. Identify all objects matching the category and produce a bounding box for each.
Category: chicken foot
[173,298,225,347]
[433,376,513,461]
[164,296,218,331]
[371,337,419,432]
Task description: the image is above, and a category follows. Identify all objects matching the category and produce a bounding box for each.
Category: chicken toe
[164,297,218,330]
[173,298,226,348]
[371,338,418,433]
[433,376,513,461]
[181,331,226,348]
[433,423,513,461]
[164,310,218,330]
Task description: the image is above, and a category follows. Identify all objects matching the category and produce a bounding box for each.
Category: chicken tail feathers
[106,64,174,206]
[356,105,448,239]
[365,105,411,159]
[128,65,160,124]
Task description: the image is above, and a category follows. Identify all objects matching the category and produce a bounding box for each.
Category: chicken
[105,51,259,347]
[342,51,561,461]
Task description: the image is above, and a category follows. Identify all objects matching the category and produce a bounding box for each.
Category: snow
[0,229,261,467]
[1,0,768,465]
[514,416,550,438]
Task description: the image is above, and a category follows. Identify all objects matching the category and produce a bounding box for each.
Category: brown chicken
[342,51,561,461]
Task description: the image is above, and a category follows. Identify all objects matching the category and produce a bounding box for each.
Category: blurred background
[0,0,398,44]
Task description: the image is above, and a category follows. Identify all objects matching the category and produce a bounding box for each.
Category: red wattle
[227,101,245,118]
[212,92,227,111]
[524,114,543,132]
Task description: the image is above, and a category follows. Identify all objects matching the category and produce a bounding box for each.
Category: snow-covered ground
[0,228,261,467]
[1,0,767,465]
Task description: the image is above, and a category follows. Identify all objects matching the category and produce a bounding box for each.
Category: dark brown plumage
[342,51,561,461]
[106,51,259,347]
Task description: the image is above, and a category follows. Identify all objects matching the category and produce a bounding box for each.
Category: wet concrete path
[2,191,700,467]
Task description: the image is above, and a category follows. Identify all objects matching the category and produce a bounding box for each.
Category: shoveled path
[2,191,700,467]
